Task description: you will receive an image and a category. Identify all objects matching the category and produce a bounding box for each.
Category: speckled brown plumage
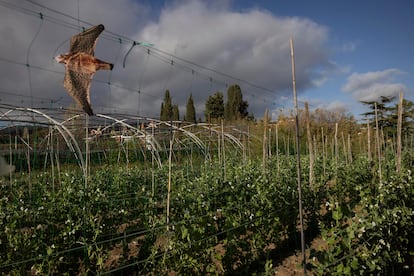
[56,24,113,115]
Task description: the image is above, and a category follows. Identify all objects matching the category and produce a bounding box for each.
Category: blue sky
[289,0,414,115]
[0,0,412,120]
[239,0,414,118]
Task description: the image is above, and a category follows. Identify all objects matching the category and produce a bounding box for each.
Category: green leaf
[47,247,53,256]
[181,227,189,240]
[349,228,355,241]
[336,262,344,273]
[343,265,351,275]
[333,207,343,221]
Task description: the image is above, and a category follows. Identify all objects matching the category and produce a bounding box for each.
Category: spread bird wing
[69,24,105,56]
[64,67,94,115]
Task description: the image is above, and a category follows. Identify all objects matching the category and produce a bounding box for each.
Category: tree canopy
[160,84,253,123]
[172,105,180,121]
[185,94,196,123]
[361,95,414,136]
[224,84,249,121]
[160,90,173,121]
[205,92,224,121]
[361,96,395,129]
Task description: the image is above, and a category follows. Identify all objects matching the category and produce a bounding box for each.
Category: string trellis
[0,0,279,116]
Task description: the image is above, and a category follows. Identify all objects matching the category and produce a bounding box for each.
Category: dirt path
[274,237,327,275]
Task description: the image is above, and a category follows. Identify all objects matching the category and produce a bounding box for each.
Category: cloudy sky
[0,0,412,120]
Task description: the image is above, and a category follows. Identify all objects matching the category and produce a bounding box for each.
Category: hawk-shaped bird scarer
[56,24,113,115]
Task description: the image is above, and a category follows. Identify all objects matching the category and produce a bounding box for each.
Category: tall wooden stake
[151,123,155,195]
[50,127,55,194]
[290,37,306,275]
[23,127,32,199]
[167,132,174,230]
[335,123,338,179]
[276,123,280,177]
[9,135,12,187]
[305,102,314,187]
[321,127,326,175]
[396,91,403,174]
[263,109,269,174]
[367,119,372,163]
[341,132,347,165]
[55,134,61,187]
[85,114,89,190]
[166,141,172,227]
[347,134,353,164]
[221,119,226,180]
[374,102,382,184]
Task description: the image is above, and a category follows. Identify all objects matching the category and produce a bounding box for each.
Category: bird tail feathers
[97,61,113,71]
[101,63,113,70]
[83,104,94,116]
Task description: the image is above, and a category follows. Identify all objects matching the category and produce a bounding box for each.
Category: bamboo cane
[290,37,306,275]
[305,102,314,187]
[396,91,403,174]
[263,109,269,174]
[367,119,372,163]
[374,102,382,183]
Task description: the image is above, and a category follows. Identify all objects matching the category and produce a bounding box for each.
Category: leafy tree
[361,96,395,129]
[312,107,356,133]
[185,94,196,123]
[401,99,414,132]
[224,84,249,121]
[160,90,173,121]
[172,105,180,121]
[360,95,414,140]
[205,92,224,121]
[388,98,414,134]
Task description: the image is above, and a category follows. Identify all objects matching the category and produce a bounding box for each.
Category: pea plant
[1,154,413,274]
[311,158,414,275]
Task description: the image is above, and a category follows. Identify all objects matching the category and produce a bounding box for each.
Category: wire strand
[25,11,44,111]
[19,0,276,97]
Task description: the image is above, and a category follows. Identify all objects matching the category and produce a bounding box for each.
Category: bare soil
[274,237,326,275]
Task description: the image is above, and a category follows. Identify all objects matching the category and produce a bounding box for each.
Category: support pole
[290,37,306,275]
[396,91,403,174]
[374,102,382,184]
[305,102,314,187]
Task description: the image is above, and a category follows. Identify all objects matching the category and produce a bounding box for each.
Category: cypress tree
[160,90,173,120]
[160,102,164,120]
[172,105,180,121]
[186,94,196,123]
[225,84,248,120]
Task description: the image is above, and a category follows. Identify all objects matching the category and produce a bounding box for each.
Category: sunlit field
[1,105,413,275]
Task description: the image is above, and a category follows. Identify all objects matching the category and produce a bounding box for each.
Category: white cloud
[324,101,348,113]
[0,0,334,119]
[342,69,406,102]
[352,83,406,102]
[124,1,334,117]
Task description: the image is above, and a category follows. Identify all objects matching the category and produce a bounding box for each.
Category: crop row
[0,154,413,274]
